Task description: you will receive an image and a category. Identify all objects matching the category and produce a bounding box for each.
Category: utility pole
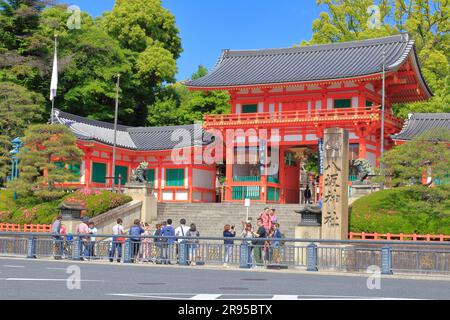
[380,51,386,190]
[111,74,120,192]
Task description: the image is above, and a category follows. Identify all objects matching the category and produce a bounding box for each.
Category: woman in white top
[109,218,125,263]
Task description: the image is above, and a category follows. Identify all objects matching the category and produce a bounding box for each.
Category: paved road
[0,257,449,300]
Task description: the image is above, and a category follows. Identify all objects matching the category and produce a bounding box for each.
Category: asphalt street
[0,257,449,300]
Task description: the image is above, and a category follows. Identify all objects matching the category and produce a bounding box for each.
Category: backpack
[162,226,174,242]
[154,229,163,243]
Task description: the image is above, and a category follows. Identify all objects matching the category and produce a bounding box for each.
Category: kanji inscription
[321,128,349,240]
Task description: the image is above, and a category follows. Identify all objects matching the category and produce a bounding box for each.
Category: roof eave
[186,73,393,91]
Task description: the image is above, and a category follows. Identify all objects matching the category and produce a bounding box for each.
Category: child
[142,223,152,262]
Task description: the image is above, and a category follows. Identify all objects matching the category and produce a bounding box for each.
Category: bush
[0,189,132,224]
[63,190,132,218]
[350,185,450,234]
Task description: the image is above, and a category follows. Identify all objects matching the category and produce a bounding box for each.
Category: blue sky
[63,0,324,80]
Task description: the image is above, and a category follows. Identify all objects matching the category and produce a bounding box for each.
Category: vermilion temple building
[55,34,433,203]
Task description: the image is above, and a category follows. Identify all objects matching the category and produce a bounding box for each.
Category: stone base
[123,184,157,223]
[295,226,321,266]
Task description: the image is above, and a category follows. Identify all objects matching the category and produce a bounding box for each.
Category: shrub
[350,185,450,234]
[63,190,132,218]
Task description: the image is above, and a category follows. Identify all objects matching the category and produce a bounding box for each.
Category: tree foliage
[0,1,182,126]
[0,82,43,182]
[381,129,450,186]
[304,0,449,118]
[10,124,84,201]
[148,66,230,126]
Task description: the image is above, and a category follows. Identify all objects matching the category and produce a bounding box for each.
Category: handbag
[116,226,126,244]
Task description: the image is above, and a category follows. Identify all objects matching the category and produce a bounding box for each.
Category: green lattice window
[242,104,258,113]
[146,169,155,186]
[268,176,279,183]
[267,187,280,201]
[115,165,128,185]
[334,99,351,109]
[92,162,107,184]
[365,100,374,107]
[232,186,260,200]
[166,168,184,187]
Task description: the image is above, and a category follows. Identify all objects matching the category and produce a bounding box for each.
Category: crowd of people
[51,207,285,268]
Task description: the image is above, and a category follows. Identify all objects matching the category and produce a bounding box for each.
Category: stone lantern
[295,205,322,227]
[58,202,85,220]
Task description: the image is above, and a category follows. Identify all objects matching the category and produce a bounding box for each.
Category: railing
[232,186,261,200]
[203,106,403,128]
[1,232,450,275]
[0,223,51,233]
[349,232,450,242]
[233,176,261,182]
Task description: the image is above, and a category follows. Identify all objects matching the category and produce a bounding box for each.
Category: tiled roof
[52,109,213,151]
[186,34,429,92]
[391,113,450,141]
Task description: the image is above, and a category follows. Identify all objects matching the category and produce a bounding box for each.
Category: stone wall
[90,200,142,235]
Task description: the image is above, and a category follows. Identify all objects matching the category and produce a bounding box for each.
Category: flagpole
[51,96,55,125]
[50,34,58,124]
[112,74,120,192]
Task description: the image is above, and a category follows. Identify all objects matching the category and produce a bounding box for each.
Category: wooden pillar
[358,82,366,109]
[84,149,92,189]
[321,85,328,111]
[359,137,367,160]
[263,88,270,113]
[225,130,234,202]
[108,152,114,188]
[157,156,163,202]
[375,134,381,167]
[188,163,193,202]
[279,145,286,204]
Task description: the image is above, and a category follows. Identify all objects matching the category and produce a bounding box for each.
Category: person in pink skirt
[141,223,152,262]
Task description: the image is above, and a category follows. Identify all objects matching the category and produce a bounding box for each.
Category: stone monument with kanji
[321,128,349,240]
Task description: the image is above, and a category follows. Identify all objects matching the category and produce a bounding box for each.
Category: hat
[82,216,89,223]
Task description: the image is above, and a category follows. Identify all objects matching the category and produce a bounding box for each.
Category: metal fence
[1,232,450,275]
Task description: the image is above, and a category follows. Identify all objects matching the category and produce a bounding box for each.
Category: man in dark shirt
[253,218,266,267]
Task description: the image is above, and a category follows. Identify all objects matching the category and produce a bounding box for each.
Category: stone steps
[153,203,307,238]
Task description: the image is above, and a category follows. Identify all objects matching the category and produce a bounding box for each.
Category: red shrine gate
[187,34,432,203]
[53,34,432,204]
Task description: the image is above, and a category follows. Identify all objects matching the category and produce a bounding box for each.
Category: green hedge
[0,189,132,224]
[350,185,450,234]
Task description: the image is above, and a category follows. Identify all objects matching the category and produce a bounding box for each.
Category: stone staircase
[152,203,306,238]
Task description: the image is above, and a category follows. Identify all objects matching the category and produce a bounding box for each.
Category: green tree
[11,124,84,201]
[148,66,230,126]
[381,130,450,186]
[304,0,449,118]
[102,0,181,125]
[1,1,183,127]
[0,82,43,183]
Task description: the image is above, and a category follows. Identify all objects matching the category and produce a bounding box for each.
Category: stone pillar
[123,185,157,223]
[321,128,349,240]
[295,226,321,266]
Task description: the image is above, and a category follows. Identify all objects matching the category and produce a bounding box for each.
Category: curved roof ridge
[55,109,131,132]
[226,33,410,57]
